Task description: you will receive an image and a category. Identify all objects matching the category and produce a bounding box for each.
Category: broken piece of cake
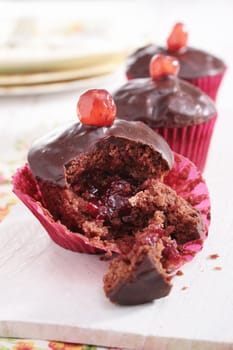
[13,89,210,305]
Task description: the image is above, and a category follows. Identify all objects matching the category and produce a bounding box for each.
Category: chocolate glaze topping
[113,76,216,128]
[28,119,174,187]
[126,44,226,79]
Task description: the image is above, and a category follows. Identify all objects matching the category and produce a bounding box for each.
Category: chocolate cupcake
[126,23,226,100]
[13,89,211,305]
[114,54,217,172]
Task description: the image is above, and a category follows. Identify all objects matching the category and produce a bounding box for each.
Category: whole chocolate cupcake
[13,89,211,305]
[126,23,226,100]
[114,54,217,172]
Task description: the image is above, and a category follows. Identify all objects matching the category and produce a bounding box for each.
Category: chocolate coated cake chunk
[126,44,226,80]
[104,243,172,305]
[113,77,216,127]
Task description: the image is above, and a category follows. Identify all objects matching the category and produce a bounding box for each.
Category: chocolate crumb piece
[176,270,184,276]
[208,253,219,260]
[181,286,188,291]
[104,242,172,305]
[213,266,222,271]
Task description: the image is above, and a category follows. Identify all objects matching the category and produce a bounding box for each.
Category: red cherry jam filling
[77,89,116,127]
[167,22,188,52]
[162,239,183,271]
[149,54,180,80]
[80,174,138,233]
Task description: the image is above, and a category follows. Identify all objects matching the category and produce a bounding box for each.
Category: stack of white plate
[0,18,130,95]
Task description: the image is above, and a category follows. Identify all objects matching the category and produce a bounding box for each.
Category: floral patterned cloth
[0,338,123,350]
[0,136,27,223]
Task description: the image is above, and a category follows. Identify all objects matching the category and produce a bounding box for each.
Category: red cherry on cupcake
[77,89,116,126]
[149,54,180,80]
[167,22,188,51]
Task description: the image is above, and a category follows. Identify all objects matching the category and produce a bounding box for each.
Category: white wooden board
[0,197,232,350]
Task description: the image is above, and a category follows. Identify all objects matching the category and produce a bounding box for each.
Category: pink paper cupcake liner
[12,152,210,269]
[153,114,217,173]
[185,69,226,101]
[164,153,210,263]
[12,164,110,254]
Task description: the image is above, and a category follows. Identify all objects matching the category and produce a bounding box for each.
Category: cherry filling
[79,175,138,231]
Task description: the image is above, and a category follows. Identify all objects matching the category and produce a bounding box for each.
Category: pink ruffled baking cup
[185,69,226,101]
[153,114,217,173]
[12,153,210,269]
[12,164,112,254]
[164,153,210,262]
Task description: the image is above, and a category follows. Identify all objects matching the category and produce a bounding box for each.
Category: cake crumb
[176,270,184,276]
[208,253,219,259]
[213,266,222,271]
[181,286,188,291]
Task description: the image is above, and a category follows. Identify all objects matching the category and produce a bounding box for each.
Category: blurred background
[0,0,232,168]
[0,0,232,100]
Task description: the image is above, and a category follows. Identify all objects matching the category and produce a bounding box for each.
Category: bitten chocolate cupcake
[126,23,226,100]
[114,54,217,172]
[13,89,211,305]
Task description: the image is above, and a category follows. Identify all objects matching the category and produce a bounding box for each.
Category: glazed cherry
[77,89,116,126]
[149,54,180,80]
[167,22,188,51]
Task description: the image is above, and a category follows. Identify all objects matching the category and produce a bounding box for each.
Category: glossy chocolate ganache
[113,76,216,128]
[126,44,226,80]
[28,119,173,187]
